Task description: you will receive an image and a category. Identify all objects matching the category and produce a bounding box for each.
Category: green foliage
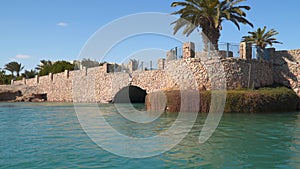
[171,0,253,50]
[36,60,52,76]
[37,60,75,76]
[35,60,52,71]
[190,87,298,113]
[51,61,75,74]
[157,87,299,113]
[0,69,12,85]
[242,26,282,49]
[15,76,23,81]
[22,69,37,79]
[223,87,298,113]
[4,63,14,76]
[4,61,24,77]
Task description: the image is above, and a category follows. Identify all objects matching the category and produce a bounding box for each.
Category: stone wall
[273,49,300,108]
[10,42,300,109]
[222,58,273,89]
[12,58,274,103]
[273,50,300,88]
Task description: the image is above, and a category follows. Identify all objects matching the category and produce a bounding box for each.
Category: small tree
[4,61,24,77]
[242,26,282,60]
[0,69,6,84]
[0,69,13,85]
[36,60,75,76]
[36,60,52,76]
[4,63,14,77]
[22,69,37,79]
[51,61,75,74]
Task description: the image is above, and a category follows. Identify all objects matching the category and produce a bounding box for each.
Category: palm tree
[15,63,24,77]
[35,60,53,75]
[242,26,282,49]
[4,63,15,77]
[22,69,37,79]
[242,26,282,60]
[171,0,253,50]
[35,60,52,71]
[4,61,24,77]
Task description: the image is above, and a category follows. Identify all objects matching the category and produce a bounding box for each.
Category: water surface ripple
[0,103,299,168]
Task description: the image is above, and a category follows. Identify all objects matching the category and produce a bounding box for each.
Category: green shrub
[38,61,75,76]
[223,87,298,113]
[147,87,299,113]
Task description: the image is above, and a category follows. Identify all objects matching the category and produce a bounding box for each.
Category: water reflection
[75,103,199,158]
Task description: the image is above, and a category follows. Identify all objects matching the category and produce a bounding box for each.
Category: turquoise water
[0,102,300,169]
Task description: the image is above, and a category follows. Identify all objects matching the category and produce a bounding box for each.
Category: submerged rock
[15,93,47,102]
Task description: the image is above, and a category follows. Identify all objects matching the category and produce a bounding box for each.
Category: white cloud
[57,22,68,27]
[15,54,31,59]
[9,58,17,62]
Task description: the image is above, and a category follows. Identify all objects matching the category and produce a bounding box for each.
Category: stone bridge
[13,43,300,106]
[14,57,274,103]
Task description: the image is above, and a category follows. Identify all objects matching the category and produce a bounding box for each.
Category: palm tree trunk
[201,24,220,51]
[256,47,264,60]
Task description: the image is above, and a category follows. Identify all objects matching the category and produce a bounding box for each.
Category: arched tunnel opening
[113,86,147,104]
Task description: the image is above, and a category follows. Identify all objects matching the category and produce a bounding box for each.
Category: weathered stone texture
[183,42,195,59]
[239,42,252,60]
[273,49,300,108]
[222,58,273,89]
[12,51,298,103]
[0,85,39,101]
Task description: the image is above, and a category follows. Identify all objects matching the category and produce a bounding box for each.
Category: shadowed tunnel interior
[113,86,147,103]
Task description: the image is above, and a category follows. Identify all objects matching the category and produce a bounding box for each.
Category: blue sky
[0,0,299,71]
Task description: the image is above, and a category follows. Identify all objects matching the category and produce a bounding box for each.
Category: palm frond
[242,26,282,49]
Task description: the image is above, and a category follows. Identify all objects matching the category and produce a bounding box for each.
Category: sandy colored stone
[7,49,298,104]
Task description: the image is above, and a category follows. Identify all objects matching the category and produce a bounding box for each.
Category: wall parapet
[11,44,300,104]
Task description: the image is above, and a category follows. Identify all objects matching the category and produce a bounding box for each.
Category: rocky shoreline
[0,85,46,102]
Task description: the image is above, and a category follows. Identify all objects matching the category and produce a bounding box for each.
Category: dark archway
[113,86,147,103]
